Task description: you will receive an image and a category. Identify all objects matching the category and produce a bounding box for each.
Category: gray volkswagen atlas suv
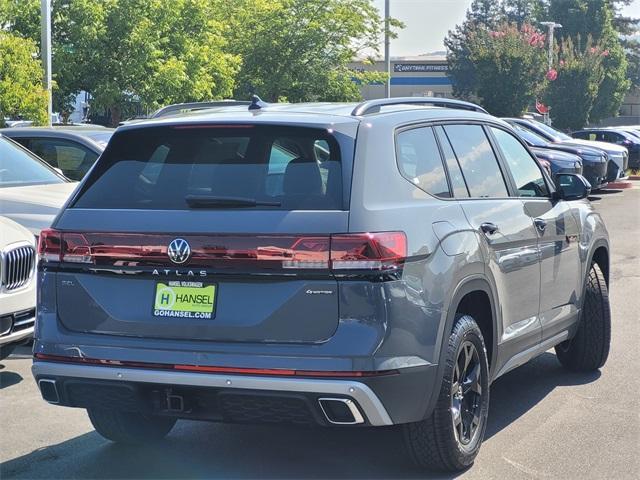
[33,97,611,472]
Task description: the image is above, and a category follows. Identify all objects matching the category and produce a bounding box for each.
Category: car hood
[0,216,36,248]
[0,182,78,235]
[547,142,606,159]
[530,147,581,164]
[562,139,627,155]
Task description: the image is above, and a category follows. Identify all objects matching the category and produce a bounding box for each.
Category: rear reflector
[34,353,398,377]
[38,230,406,271]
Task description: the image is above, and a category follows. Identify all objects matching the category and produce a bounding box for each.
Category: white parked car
[0,134,77,235]
[0,216,36,360]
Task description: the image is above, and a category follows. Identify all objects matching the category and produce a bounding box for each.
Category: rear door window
[434,126,469,198]
[28,137,99,180]
[396,126,450,198]
[73,125,344,210]
[443,124,509,198]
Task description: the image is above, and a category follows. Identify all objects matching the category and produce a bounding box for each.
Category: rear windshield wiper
[185,195,281,208]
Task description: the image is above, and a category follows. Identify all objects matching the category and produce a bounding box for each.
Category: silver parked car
[1,125,114,180]
[0,134,77,235]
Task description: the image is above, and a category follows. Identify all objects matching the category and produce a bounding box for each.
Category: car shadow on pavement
[0,352,600,480]
[485,351,600,439]
[0,370,23,389]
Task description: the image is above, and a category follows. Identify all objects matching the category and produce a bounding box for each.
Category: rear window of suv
[73,125,344,210]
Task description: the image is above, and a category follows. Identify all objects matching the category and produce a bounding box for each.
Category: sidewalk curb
[606,180,634,189]
[628,175,640,181]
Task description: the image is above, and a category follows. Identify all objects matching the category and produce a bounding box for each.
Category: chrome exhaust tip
[318,398,364,425]
[38,378,60,404]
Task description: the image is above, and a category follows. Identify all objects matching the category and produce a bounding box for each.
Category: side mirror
[553,173,591,201]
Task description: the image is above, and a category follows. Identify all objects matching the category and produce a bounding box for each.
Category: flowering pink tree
[453,23,547,116]
[543,37,606,130]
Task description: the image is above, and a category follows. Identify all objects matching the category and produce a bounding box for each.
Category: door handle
[534,218,547,232]
[480,222,499,235]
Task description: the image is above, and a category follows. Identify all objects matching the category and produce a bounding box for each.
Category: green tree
[2,0,240,126]
[501,0,546,26]
[543,37,605,130]
[546,0,631,121]
[0,31,48,126]
[224,0,396,102]
[445,0,507,99]
[448,22,547,115]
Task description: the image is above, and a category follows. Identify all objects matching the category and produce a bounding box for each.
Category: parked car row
[0,109,633,361]
[572,127,640,170]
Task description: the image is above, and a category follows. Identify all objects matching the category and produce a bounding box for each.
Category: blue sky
[373,0,640,57]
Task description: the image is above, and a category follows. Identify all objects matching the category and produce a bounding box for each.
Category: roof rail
[150,100,251,119]
[350,97,488,116]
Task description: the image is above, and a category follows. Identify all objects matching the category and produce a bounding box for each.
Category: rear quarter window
[73,125,345,211]
[395,126,450,198]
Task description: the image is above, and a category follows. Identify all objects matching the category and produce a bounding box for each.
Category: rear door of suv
[435,123,542,364]
[45,123,355,344]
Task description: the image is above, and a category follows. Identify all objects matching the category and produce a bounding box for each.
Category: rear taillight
[37,228,62,262]
[37,230,407,272]
[330,232,407,270]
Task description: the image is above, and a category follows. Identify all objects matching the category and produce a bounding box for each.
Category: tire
[87,408,176,444]
[403,315,490,472]
[555,262,611,371]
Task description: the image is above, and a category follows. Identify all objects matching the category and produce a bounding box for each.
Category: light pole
[41,0,52,126]
[384,0,391,98]
[540,21,561,125]
[540,21,562,71]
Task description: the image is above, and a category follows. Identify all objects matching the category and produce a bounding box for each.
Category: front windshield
[532,121,572,141]
[0,137,65,187]
[512,124,548,147]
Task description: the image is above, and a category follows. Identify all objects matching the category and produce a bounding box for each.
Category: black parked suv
[33,98,611,472]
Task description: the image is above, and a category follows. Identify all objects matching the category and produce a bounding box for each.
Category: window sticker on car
[153,281,216,319]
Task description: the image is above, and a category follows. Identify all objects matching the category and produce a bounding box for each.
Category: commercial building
[350,54,453,100]
[351,53,639,126]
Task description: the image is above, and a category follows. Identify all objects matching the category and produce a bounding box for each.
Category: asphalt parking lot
[1,185,639,480]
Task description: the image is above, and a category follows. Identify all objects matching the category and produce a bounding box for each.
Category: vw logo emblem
[167,238,191,264]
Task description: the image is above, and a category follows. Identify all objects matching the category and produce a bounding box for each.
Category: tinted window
[444,125,508,198]
[511,124,547,147]
[82,131,113,147]
[0,137,65,187]
[73,125,344,210]
[572,131,590,140]
[491,128,549,198]
[396,127,450,198]
[435,126,469,197]
[602,131,624,144]
[28,138,99,180]
[529,121,572,141]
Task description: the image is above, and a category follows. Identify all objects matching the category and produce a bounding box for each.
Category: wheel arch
[420,275,499,421]
[590,241,609,287]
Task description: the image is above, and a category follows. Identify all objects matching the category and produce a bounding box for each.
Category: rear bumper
[32,360,437,426]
